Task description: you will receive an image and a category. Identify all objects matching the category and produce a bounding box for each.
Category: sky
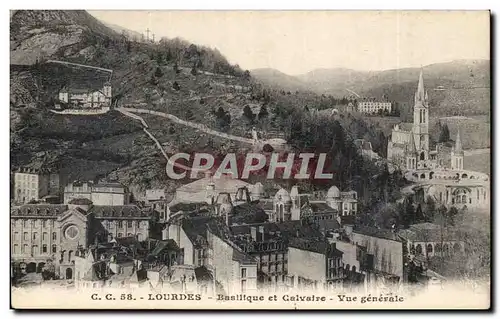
[89,11,490,75]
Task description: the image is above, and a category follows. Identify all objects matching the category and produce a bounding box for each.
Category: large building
[64,181,130,206]
[13,168,61,204]
[10,200,157,279]
[387,70,490,210]
[357,100,392,114]
[270,186,358,222]
[58,82,112,109]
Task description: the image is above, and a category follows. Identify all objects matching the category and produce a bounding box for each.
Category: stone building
[287,238,345,291]
[13,168,61,204]
[10,200,157,279]
[64,181,130,206]
[58,81,112,108]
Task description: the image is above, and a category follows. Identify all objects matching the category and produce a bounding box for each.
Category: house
[58,82,112,109]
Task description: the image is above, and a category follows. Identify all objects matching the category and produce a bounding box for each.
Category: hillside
[10,10,406,208]
[255,60,490,116]
[250,68,311,93]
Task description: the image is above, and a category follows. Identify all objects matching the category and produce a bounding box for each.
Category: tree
[150,75,158,85]
[439,123,451,143]
[172,81,181,91]
[242,105,255,124]
[425,196,436,222]
[155,67,164,78]
[258,105,269,120]
[401,198,415,228]
[447,206,459,226]
[415,204,425,222]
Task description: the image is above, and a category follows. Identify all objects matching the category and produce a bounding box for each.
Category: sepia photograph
[9,9,491,310]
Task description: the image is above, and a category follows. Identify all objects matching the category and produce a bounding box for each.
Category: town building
[58,81,112,109]
[207,223,258,294]
[10,200,157,279]
[357,100,392,114]
[64,181,130,206]
[287,238,344,291]
[270,186,358,223]
[14,168,61,204]
[348,226,405,288]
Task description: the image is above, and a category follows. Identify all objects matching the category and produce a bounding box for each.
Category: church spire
[454,130,463,154]
[415,68,426,103]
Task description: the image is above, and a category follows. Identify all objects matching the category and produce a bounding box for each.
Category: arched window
[429,172,434,180]
[52,232,57,240]
[52,244,57,253]
[68,250,73,261]
[426,244,433,254]
[420,152,425,161]
[42,244,47,253]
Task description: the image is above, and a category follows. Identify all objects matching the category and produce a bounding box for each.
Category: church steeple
[454,130,463,155]
[415,69,427,104]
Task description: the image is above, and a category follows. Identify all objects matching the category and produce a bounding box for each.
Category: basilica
[387,70,490,210]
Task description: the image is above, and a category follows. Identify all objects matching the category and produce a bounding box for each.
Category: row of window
[12,243,57,254]
[14,231,58,241]
[12,219,148,229]
[15,174,37,181]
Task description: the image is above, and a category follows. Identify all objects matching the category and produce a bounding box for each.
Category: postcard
[10,10,491,310]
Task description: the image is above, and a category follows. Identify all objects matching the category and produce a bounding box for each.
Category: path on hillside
[116,108,202,172]
[118,107,256,144]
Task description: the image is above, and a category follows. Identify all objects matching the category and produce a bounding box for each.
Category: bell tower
[413,69,429,161]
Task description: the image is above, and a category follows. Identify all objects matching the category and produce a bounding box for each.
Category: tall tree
[242,105,255,124]
[439,123,451,143]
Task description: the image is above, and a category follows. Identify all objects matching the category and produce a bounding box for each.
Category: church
[387,70,490,210]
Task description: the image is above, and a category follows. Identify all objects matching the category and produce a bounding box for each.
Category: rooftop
[11,204,152,219]
[289,237,343,256]
[353,226,401,242]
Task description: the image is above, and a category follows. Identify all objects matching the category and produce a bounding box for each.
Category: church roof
[415,69,427,103]
[454,130,464,155]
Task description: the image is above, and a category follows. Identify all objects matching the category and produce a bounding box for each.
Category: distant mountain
[255,60,490,116]
[250,68,310,93]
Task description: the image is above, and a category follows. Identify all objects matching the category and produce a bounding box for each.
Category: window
[52,232,57,240]
[23,220,28,227]
[118,221,123,228]
[65,225,79,240]
[241,280,247,293]
[42,244,47,253]
[32,245,38,255]
[22,244,28,254]
[23,232,28,240]
[13,244,19,254]
[43,232,48,241]
[127,221,133,228]
[52,244,57,253]
[127,233,133,237]
[14,232,19,240]
[241,268,247,278]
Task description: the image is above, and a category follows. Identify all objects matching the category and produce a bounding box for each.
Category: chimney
[250,226,257,241]
[258,225,265,242]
